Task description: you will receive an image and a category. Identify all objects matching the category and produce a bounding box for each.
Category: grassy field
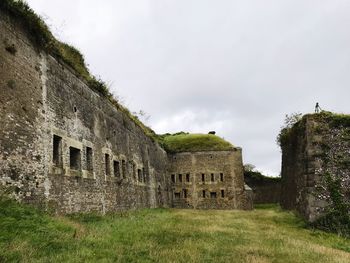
[1,200,350,263]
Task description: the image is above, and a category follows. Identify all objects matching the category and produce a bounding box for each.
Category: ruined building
[0,3,252,213]
[167,137,252,210]
[280,113,350,222]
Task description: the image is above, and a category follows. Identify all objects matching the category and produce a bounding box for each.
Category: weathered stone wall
[0,9,251,214]
[168,149,252,210]
[244,175,281,204]
[0,10,171,213]
[280,114,350,222]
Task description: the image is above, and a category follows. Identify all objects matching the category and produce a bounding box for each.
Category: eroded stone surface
[281,114,350,222]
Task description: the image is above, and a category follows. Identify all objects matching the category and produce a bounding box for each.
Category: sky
[26,0,350,176]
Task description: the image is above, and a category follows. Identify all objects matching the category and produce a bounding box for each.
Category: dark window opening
[137,169,142,182]
[105,154,111,175]
[122,160,126,178]
[132,163,136,180]
[220,173,224,182]
[202,190,206,198]
[73,106,77,112]
[171,174,175,183]
[69,147,81,170]
[113,160,120,177]
[86,147,93,171]
[183,189,187,198]
[210,192,217,199]
[211,173,214,182]
[221,190,225,198]
[142,168,146,183]
[179,174,182,182]
[174,192,181,199]
[202,174,205,182]
[186,173,190,182]
[53,135,62,167]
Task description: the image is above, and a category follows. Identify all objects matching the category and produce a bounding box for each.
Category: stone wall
[280,113,350,222]
[0,9,252,214]
[244,174,281,204]
[0,10,171,213]
[168,149,252,210]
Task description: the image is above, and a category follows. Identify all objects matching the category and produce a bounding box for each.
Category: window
[171,174,175,183]
[211,173,214,182]
[122,160,126,178]
[202,174,205,182]
[137,169,142,182]
[53,135,62,166]
[105,154,110,175]
[113,160,120,177]
[183,189,187,198]
[221,190,225,198]
[69,147,81,170]
[174,192,181,199]
[186,173,190,182]
[220,173,224,182]
[143,168,146,183]
[210,192,217,199]
[86,147,93,171]
[179,174,182,182]
[202,190,206,198]
[132,162,136,179]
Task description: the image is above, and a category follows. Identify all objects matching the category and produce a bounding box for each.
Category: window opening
[70,147,81,170]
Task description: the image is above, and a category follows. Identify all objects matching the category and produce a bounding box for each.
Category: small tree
[243,164,256,172]
[276,112,302,147]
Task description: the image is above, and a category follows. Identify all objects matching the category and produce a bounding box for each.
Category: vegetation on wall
[278,111,350,237]
[276,112,303,147]
[311,114,350,237]
[243,167,281,183]
[312,172,350,238]
[277,112,350,147]
[0,0,159,142]
[157,132,234,153]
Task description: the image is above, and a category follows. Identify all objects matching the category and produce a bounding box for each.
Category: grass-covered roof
[158,132,235,153]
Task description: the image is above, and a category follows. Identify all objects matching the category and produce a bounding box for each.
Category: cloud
[27,0,350,176]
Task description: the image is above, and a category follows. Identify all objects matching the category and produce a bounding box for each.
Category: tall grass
[1,199,350,262]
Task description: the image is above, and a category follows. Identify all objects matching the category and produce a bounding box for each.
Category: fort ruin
[0,4,252,213]
[1,1,349,223]
[280,113,350,222]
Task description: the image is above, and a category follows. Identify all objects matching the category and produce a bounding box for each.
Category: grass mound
[158,132,234,153]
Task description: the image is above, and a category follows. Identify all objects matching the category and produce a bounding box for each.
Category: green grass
[158,132,234,153]
[1,199,350,262]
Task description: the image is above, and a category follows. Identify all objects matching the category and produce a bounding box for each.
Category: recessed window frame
[69,146,81,171]
[52,135,62,167]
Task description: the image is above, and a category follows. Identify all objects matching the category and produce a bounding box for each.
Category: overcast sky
[26,0,350,176]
